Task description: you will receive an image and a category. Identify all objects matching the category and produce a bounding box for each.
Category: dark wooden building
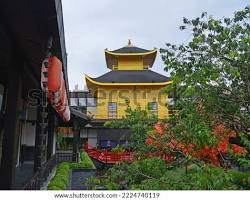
[0,0,70,189]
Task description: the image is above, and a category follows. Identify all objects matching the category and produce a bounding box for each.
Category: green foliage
[229,170,250,189]
[47,179,68,190]
[47,185,62,190]
[160,6,250,165]
[47,162,70,190]
[99,158,167,190]
[166,102,215,147]
[137,165,239,190]
[105,102,158,151]
[70,151,95,169]
[57,132,67,150]
[161,6,250,129]
[94,158,248,190]
[48,152,95,190]
[84,177,101,190]
[111,145,125,152]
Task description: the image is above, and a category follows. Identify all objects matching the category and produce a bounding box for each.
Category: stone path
[15,163,34,189]
[70,169,96,190]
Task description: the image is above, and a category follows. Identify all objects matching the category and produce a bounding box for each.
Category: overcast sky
[62,0,249,90]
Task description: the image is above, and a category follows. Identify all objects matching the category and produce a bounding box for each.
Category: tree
[146,120,247,168]
[160,6,250,165]
[104,101,158,151]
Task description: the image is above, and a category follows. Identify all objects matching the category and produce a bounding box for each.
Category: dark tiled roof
[93,70,170,83]
[70,107,88,120]
[111,46,150,53]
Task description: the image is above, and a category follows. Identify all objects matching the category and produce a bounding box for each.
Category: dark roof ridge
[111,46,151,53]
[92,70,170,83]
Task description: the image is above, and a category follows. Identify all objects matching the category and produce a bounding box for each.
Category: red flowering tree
[146,111,247,169]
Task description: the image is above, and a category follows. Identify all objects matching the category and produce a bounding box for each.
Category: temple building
[68,41,171,148]
[85,40,171,120]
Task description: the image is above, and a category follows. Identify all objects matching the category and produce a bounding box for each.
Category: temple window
[148,102,158,116]
[78,98,87,107]
[70,97,78,107]
[108,102,117,119]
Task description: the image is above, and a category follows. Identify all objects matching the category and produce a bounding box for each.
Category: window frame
[70,97,78,107]
[148,102,158,116]
[87,97,97,107]
[108,102,117,119]
[78,97,87,107]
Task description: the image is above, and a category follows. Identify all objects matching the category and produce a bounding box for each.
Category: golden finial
[127,39,133,47]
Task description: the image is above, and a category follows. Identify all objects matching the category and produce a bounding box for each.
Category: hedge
[47,162,70,190]
[47,151,95,190]
[70,151,95,169]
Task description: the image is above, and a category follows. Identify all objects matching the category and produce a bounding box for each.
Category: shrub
[97,158,246,190]
[111,145,125,153]
[99,158,168,190]
[48,178,68,190]
[229,170,250,189]
[53,175,68,185]
[70,162,93,169]
[47,151,95,190]
[58,162,70,170]
[47,162,70,190]
[71,150,95,169]
[47,185,63,190]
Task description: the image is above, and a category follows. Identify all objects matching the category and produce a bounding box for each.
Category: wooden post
[33,92,48,176]
[0,64,21,189]
[34,105,42,172]
[73,119,79,162]
[34,37,52,173]
[47,104,55,160]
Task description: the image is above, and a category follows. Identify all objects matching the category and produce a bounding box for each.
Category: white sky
[61,0,249,90]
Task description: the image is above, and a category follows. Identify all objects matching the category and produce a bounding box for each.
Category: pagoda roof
[111,46,151,54]
[85,70,170,85]
[105,48,157,70]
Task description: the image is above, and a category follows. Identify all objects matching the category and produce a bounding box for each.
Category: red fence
[85,145,134,164]
[85,144,173,164]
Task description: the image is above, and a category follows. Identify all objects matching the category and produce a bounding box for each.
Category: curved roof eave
[104,48,157,56]
[85,74,172,86]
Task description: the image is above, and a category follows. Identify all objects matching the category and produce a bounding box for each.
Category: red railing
[85,144,174,164]
[85,144,134,164]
